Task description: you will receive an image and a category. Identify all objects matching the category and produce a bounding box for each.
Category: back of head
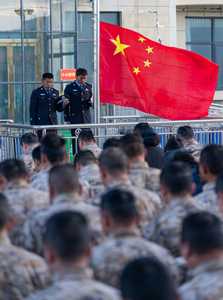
[99,147,128,176]
[74,150,97,168]
[78,129,95,144]
[177,126,194,141]
[172,150,196,167]
[120,257,178,300]
[0,193,11,231]
[21,132,38,146]
[103,137,121,150]
[200,144,223,176]
[144,132,160,148]
[0,159,28,182]
[41,133,66,164]
[164,136,183,152]
[32,145,41,162]
[49,164,80,195]
[181,212,223,255]
[134,123,154,137]
[100,189,138,225]
[120,134,145,159]
[44,211,90,262]
[160,161,193,196]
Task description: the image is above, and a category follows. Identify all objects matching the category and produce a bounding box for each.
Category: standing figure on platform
[64,68,93,152]
[29,73,67,139]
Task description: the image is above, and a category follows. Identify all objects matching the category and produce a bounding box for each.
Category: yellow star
[144,59,152,68]
[138,37,146,43]
[146,46,154,54]
[110,35,130,56]
[133,67,140,75]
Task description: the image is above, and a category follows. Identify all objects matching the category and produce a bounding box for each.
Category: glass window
[186,17,223,90]
[186,18,211,43]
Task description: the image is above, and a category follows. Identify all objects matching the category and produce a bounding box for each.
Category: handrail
[1,118,223,131]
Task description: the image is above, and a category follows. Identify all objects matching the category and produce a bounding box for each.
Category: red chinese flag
[100,22,218,120]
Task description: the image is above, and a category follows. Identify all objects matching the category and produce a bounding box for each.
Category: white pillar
[93,0,101,124]
[169,0,177,46]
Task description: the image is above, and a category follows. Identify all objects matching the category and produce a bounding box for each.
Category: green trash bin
[59,129,74,162]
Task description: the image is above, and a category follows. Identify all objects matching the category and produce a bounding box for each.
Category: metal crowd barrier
[1,119,223,160]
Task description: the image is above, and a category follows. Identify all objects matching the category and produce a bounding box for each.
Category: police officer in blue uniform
[64,68,93,126]
[64,68,93,153]
[30,73,68,139]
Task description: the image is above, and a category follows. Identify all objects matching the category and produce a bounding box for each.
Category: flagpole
[93,0,100,124]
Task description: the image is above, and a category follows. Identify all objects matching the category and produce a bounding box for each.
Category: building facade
[0,0,222,123]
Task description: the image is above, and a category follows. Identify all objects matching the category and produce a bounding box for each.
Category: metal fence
[1,119,223,160]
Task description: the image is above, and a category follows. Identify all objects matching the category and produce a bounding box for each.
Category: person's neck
[166,192,191,203]
[8,179,28,188]
[50,257,89,275]
[129,156,145,165]
[105,174,129,187]
[203,174,216,184]
[188,250,223,269]
[107,223,138,237]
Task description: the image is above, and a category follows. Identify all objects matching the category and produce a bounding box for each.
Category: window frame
[186,16,223,90]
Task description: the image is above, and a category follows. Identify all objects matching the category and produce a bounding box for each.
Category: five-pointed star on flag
[110,35,130,56]
[138,37,146,43]
[146,46,154,54]
[133,67,140,75]
[144,59,152,68]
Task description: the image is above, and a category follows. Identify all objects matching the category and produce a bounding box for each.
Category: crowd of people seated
[0,123,223,299]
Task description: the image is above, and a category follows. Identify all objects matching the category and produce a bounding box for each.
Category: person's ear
[100,211,111,233]
[191,182,196,195]
[44,245,56,265]
[5,217,17,232]
[41,153,48,165]
[180,242,191,260]
[0,176,7,192]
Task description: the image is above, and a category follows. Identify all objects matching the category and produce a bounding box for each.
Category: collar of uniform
[188,257,223,280]
[53,266,93,282]
[108,227,140,239]
[129,160,148,170]
[168,195,195,207]
[0,231,11,247]
[107,179,131,190]
[183,139,200,147]
[79,164,101,180]
[6,181,29,190]
[203,181,216,192]
[83,144,102,157]
[53,193,82,205]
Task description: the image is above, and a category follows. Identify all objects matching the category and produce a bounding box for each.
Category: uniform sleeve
[55,90,64,112]
[30,90,38,125]
[64,85,71,118]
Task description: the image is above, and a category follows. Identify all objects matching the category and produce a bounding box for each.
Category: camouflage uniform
[4,182,49,222]
[25,267,120,300]
[91,228,179,288]
[128,161,160,193]
[144,196,199,257]
[0,232,50,300]
[19,193,103,256]
[22,153,34,174]
[194,182,219,214]
[88,179,162,229]
[31,168,49,192]
[83,143,102,158]
[179,258,223,300]
[183,139,203,162]
[79,164,105,199]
